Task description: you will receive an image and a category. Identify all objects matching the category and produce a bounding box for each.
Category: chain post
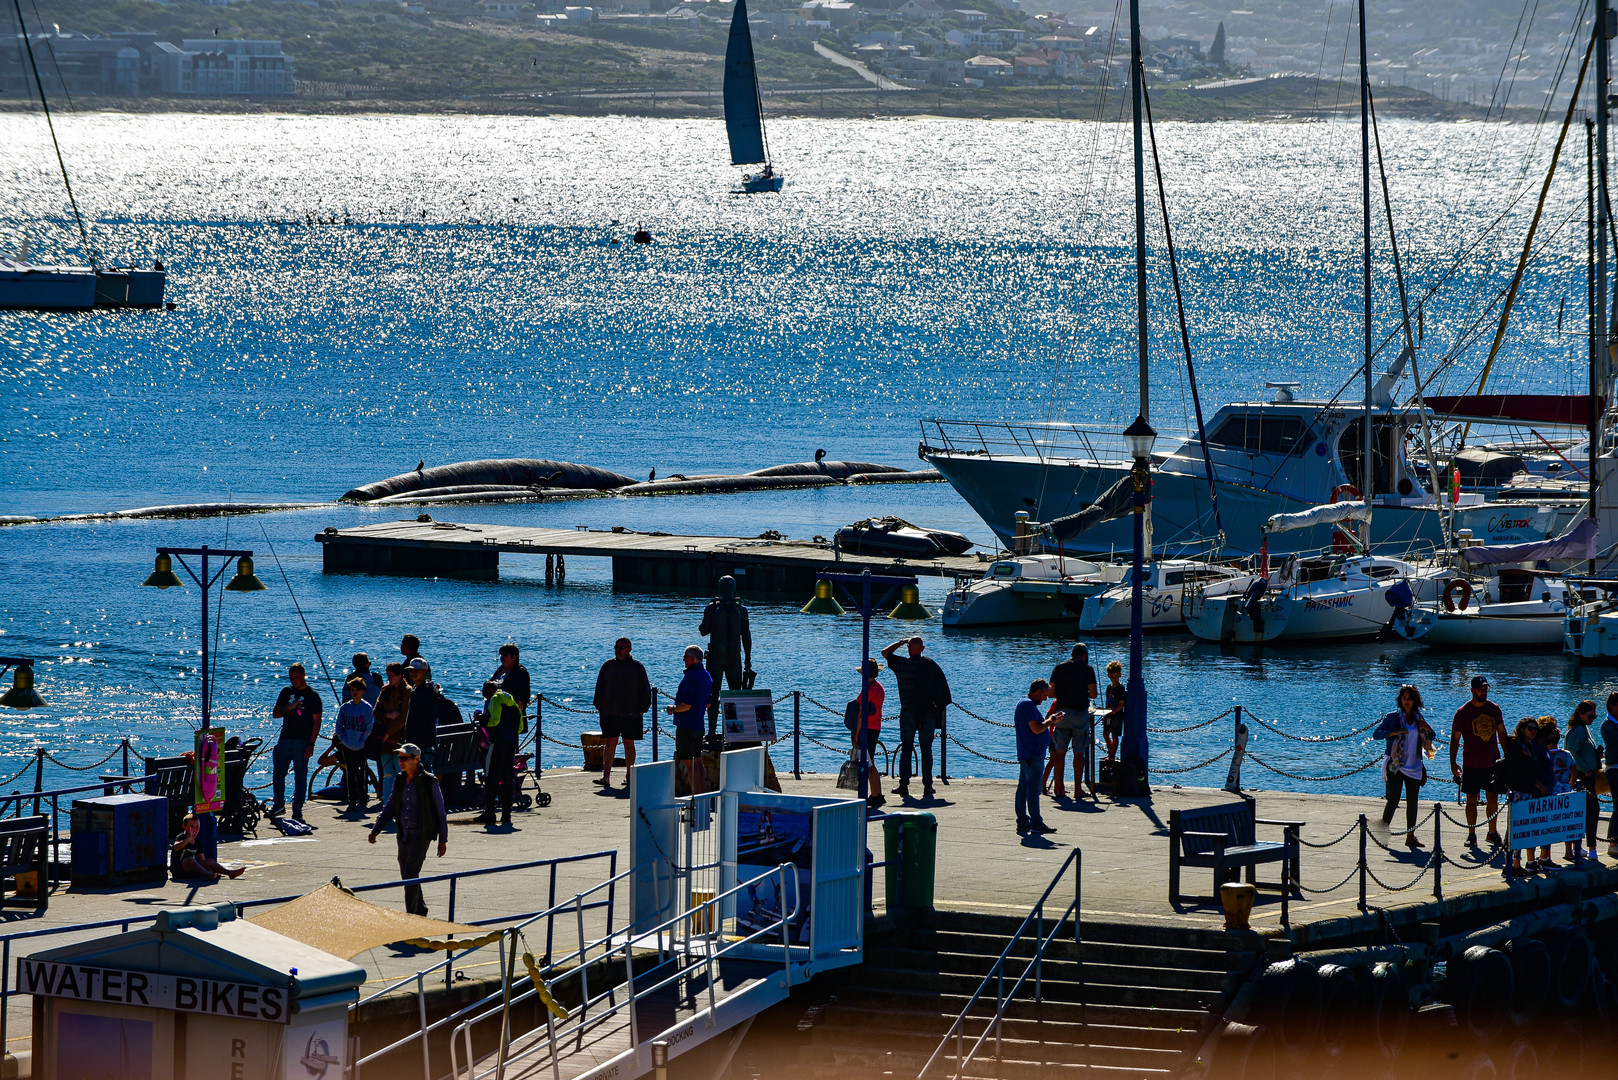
[1357,814,1368,913]
[651,687,659,762]
[32,748,45,816]
[1432,802,1443,901]
[793,691,801,779]
[122,738,130,778]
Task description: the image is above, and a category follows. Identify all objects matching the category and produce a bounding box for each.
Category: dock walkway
[317,520,986,593]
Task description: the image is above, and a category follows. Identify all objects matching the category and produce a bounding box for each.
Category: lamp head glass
[800,578,846,615]
[1123,415,1158,462]
[888,583,932,621]
[141,552,184,589]
[223,555,267,593]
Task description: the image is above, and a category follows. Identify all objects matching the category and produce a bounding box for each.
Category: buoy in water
[632,230,652,244]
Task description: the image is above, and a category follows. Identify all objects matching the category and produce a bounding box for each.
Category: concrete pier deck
[316,520,985,592]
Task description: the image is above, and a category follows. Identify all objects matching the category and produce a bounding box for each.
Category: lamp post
[0,657,46,710]
[142,546,265,857]
[801,569,925,804]
[1121,415,1157,791]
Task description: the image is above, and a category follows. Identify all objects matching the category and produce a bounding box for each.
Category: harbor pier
[317,520,984,594]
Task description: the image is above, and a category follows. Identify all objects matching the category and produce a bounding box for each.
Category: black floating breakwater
[341,457,941,506]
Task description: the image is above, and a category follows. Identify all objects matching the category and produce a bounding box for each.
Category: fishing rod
[258,524,340,701]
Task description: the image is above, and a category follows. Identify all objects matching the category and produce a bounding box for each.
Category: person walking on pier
[1374,684,1435,849]
[270,663,323,820]
[1014,680,1060,835]
[594,638,651,788]
[368,743,447,916]
[669,646,713,795]
[881,636,951,800]
[1046,644,1098,800]
[404,658,444,771]
[1567,700,1604,864]
[335,677,375,812]
[373,662,412,807]
[1450,675,1506,848]
[478,679,522,829]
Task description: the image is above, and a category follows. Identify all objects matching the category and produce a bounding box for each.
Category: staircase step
[853,966,1222,1008]
[830,985,1219,1029]
[929,913,1242,953]
[794,1038,1183,1076]
[810,1010,1202,1053]
[863,947,1233,992]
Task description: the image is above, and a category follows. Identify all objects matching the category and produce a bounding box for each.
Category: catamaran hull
[926,453,1571,558]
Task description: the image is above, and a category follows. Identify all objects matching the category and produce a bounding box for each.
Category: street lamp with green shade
[0,658,45,710]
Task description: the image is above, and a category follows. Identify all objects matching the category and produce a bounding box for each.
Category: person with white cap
[369,742,447,916]
[403,658,444,771]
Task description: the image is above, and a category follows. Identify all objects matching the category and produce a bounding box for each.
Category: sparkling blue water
[1,113,1609,800]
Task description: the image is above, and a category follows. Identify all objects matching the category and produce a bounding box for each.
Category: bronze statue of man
[698,575,753,735]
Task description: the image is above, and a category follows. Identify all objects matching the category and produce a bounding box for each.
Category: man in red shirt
[1450,675,1506,847]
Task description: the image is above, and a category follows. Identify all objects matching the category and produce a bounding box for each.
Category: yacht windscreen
[1205,413,1309,454]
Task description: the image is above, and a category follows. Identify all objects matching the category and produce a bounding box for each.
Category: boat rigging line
[8,0,94,268]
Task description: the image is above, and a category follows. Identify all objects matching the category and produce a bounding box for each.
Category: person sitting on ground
[1502,716,1551,873]
[594,637,651,789]
[1450,675,1506,848]
[1102,661,1125,763]
[1567,700,1604,864]
[1538,719,1577,866]
[1373,683,1436,850]
[335,677,376,811]
[668,645,713,794]
[171,814,244,882]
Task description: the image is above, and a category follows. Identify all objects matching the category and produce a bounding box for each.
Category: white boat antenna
[1264,381,1301,403]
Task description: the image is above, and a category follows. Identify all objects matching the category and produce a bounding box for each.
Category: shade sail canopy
[1425,395,1604,426]
[249,881,495,959]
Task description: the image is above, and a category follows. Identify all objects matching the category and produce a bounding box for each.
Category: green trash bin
[882,811,937,910]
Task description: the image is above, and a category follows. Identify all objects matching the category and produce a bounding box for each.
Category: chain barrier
[950,703,1014,729]
[1246,752,1382,783]
[0,760,36,788]
[536,694,597,715]
[538,728,585,751]
[41,744,130,772]
[1146,710,1230,735]
[1364,847,1440,893]
[1150,747,1232,774]
[1295,821,1360,849]
[1438,803,1506,830]
[771,692,793,705]
[801,694,844,717]
[1295,864,1362,896]
[943,731,1020,766]
[1363,807,1440,854]
[1244,714,1382,744]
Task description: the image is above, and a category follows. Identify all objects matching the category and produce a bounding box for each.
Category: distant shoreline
[0,76,1514,124]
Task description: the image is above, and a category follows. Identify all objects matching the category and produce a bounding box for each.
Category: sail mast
[1357,0,1373,548]
[1130,0,1149,416]
[1595,0,1610,556]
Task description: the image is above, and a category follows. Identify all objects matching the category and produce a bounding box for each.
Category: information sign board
[720,690,776,744]
[1508,792,1587,850]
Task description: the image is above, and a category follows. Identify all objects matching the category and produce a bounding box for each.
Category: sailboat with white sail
[724,0,783,194]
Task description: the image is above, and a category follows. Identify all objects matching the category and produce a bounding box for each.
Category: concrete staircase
[776,912,1256,1080]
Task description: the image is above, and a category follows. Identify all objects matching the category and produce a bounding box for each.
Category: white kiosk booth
[22,903,364,1080]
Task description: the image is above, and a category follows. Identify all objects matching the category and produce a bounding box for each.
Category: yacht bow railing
[921,419,1192,466]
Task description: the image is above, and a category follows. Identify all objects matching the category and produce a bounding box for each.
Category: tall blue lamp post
[142,546,266,856]
[801,569,926,804]
[1121,416,1156,790]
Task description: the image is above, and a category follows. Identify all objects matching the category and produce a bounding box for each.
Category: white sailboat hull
[1395,600,1568,648]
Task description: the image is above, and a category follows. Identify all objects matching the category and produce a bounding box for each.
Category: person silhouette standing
[699,575,753,738]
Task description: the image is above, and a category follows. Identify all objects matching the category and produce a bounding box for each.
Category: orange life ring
[1330,483,1362,504]
[1443,578,1474,613]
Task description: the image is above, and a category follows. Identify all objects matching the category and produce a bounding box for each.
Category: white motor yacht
[1080,561,1251,633]
[1394,570,1571,649]
[941,555,1128,629]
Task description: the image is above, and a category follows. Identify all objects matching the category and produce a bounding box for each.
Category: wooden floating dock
[317,519,987,595]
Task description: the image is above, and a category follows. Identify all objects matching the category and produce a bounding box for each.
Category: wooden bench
[1168,800,1301,905]
[0,815,50,911]
[430,723,485,810]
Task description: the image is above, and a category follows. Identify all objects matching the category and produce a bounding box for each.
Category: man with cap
[403,658,444,771]
[881,636,952,799]
[369,743,447,916]
[1451,675,1506,847]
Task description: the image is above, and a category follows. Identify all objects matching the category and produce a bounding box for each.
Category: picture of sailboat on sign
[724,0,783,193]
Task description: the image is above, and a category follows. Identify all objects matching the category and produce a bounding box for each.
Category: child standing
[1103,661,1125,763]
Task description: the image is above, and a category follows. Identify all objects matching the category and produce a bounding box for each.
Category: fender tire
[1445,946,1511,1043]
[1249,958,1322,1056]
[1540,926,1593,1011]
[1543,1022,1585,1077]
[1504,937,1551,1027]
[1206,1021,1276,1080]
[1500,1037,1538,1080]
[1315,963,1360,1058]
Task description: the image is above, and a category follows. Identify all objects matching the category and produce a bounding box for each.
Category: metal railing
[0,849,618,1060]
[448,863,802,1080]
[921,418,1190,466]
[917,847,1084,1080]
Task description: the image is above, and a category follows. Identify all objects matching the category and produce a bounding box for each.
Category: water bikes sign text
[17,959,290,1021]
[1507,792,1587,850]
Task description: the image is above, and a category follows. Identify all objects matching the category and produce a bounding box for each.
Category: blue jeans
[272,738,310,817]
[897,707,940,790]
[1016,757,1045,829]
[377,752,401,807]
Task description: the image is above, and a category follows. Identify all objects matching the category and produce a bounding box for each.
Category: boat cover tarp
[1454,446,1526,483]
[1460,517,1598,565]
[1265,500,1372,534]
[1425,395,1604,426]
[1045,474,1135,541]
[724,0,766,165]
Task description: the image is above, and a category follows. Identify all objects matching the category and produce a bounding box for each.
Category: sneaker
[1016,821,1030,833]
[1466,833,1479,847]
[1032,823,1057,834]
[1487,831,1504,847]
[895,786,911,799]
[923,787,936,798]
[267,804,285,817]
